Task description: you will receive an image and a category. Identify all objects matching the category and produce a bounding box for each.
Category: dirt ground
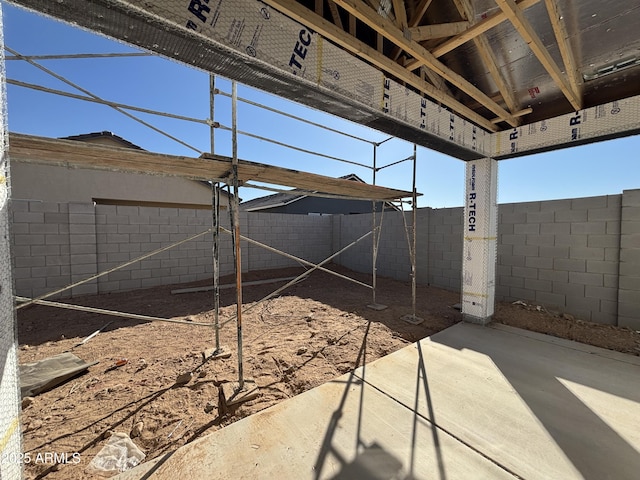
[16,265,640,479]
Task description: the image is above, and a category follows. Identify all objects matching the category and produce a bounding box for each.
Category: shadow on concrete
[431,325,640,480]
[313,321,405,479]
[313,321,452,480]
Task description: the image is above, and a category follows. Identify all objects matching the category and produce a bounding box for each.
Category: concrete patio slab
[116,322,640,479]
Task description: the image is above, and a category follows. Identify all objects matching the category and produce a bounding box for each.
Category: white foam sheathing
[0,7,23,478]
[494,94,640,158]
[462,158,498,322]
[8,1,640,160]
[118,0,490,157]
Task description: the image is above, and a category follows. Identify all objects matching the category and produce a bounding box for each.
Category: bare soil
[16,265,640,479]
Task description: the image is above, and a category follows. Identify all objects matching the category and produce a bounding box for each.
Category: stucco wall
[10,162,214,206]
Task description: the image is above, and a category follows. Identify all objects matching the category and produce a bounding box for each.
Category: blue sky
[2,3,639,208]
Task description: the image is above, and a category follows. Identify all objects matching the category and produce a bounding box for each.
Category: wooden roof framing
[268,0,610,128]
[329,0,519,127]
[9,0,638,138]
[494,0,581,111]
[261,0,500,132]
[8,134,414,201]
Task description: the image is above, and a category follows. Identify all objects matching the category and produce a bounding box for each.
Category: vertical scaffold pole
[209,74,221,353]
[212,182,221,351]
[411,144,418,319]
[231,81,244,389]
[367,144,387,311]
[372,144,377,305]
[400,145,422,324]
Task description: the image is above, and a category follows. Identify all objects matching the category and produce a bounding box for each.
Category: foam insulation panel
[0,6,23,475]
[494,94,640,159]
[462,158,498,322]
[7,0,490,160]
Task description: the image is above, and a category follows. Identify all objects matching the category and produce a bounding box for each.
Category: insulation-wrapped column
[462,157,498,324]
[0,6,24,477]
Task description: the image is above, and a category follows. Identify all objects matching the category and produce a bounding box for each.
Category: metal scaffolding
[8,48,422,400]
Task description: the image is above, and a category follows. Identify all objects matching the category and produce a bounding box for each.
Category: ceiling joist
[405,0,541,71]
[331,0,518,126]
[328,0,344,30]
[261,0,499,131]
[544,0,582,102]
[495,0,582,110]
[451,0,521,124]
[391,0,408,30]
[409,21,470,41]
[409,0,435,27]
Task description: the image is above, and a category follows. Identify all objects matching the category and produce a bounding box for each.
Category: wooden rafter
[390,0,408,61]
[409,22,470,41]
[419,65,452,97]
[315,0,323,16]
[261,0,498,131]
[392,0,408,30]
[365,0,394,22]
[451,0,521,122]
[408,0,435,27]
[328,1,344,30]
[473,34,521,120]
[544,0,581,102]
[405,0,541,71]
[495,0,581,110]
[331,0,518,126]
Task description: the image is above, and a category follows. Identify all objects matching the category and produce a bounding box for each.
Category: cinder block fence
[11,189,640,329]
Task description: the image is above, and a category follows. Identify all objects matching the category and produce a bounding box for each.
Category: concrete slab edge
[488,323,640,366]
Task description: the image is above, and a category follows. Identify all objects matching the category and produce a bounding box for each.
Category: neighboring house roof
[60,131,144,150]
[240,173,396,212]
[60,131,222,195]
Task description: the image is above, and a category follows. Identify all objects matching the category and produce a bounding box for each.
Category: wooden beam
[315,0,323,17]
[495,0,581,110]
[490,107,533,123]
[408,0,435,27]
[365,0,395,22]
[8,134,413,200]
[389,0,409,61]
[392,0,408,30]
[262,0,498,131]
[405,0,541,70]
[409,22,470,41]
[331,0,518,126]
[544,0,582,103]
[450,0,521,122]
[473,34,521,121]
[349,12,357,35]
[420,66,452,97]
[328,0,344,30]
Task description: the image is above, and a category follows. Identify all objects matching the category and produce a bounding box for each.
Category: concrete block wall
[377,211,413,281]
[335,212,373,274]
[334,211,413,282]
[69,203,98,296]
[618,190,640,329]
[11,200,71,299]
[246,212,332,271]
[95,205,237,293]
[497,195,622,324]
[10,192,640,325]
[425,207,463,290]
[333,191,638,326]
